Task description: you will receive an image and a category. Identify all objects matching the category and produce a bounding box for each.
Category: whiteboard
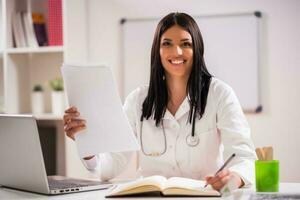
[122,12,262,112]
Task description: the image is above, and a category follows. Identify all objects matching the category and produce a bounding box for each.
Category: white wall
[63,0,99,180]
[69,0,300,182]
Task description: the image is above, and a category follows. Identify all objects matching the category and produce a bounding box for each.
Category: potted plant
[31,84,45,114]
[49,78,65,115]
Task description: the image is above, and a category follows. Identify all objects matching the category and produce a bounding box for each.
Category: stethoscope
[140,112,199,157]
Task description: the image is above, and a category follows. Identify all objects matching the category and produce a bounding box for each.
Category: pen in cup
[204,153,236,188]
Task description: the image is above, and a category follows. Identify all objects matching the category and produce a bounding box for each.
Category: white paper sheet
[61,64,140,158]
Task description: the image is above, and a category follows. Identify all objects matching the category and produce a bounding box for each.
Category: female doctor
[63,12,257,191]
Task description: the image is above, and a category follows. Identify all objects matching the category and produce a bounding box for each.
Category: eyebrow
[181,38,191,42]
[161,38,192,42]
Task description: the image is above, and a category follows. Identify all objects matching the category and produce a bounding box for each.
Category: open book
[106,175,221,197]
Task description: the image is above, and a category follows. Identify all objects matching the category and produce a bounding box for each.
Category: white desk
[0,183,299,200]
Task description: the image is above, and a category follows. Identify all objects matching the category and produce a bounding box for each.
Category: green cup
[255,160,279,192]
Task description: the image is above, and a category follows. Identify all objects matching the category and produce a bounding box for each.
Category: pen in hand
[204,153,236,188]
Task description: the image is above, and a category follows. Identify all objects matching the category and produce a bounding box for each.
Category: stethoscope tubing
[140,120,167,156]
[139,118,199,157]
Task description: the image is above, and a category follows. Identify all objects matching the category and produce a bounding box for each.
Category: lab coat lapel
[163,110,174,120]
[174,97,190,120]
[162,97,190,120]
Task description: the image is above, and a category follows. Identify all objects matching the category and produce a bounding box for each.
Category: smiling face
[160,25,193,80]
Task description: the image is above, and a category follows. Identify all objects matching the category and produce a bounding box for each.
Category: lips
[168,59,186,65]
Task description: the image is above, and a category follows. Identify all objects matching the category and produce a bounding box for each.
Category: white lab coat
[83,78,257,186]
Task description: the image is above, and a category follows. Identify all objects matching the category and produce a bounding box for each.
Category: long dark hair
[141,12,212,131]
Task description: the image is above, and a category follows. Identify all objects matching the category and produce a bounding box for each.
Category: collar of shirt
[163,97,190,121]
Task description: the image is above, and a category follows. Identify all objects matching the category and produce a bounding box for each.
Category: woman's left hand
[205,169,244,191]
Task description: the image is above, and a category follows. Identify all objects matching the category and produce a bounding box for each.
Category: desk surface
[0,183,299,200]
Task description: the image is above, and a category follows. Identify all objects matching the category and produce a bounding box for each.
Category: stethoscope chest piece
[186,134,199,147]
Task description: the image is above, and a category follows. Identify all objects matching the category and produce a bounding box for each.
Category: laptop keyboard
[48,178,102,190]
[249,193,300,200]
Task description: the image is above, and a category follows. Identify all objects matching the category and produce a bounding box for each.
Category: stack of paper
[61,64,140,158]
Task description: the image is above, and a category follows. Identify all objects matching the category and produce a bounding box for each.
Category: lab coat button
[168,145,173,149]
[172,167,176,171]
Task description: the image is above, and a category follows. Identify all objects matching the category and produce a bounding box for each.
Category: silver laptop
[0,114,112,195]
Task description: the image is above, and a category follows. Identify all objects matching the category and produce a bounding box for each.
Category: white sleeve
[81,152,134,181]
[216,83,257,187]
[82,88,140,181]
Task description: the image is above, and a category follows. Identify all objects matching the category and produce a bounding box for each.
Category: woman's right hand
[63,106,86,140]
[63,106,94,160]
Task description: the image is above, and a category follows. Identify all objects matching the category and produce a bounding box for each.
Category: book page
[162,177,220,196]
[107,175,167,196]
[163,177,206,190]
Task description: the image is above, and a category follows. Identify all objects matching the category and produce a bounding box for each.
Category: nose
[174,45,183,55]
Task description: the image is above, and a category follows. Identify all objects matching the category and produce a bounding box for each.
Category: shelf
[5,46,64,54]
[32,113,63,121]
[0,113,62,120]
